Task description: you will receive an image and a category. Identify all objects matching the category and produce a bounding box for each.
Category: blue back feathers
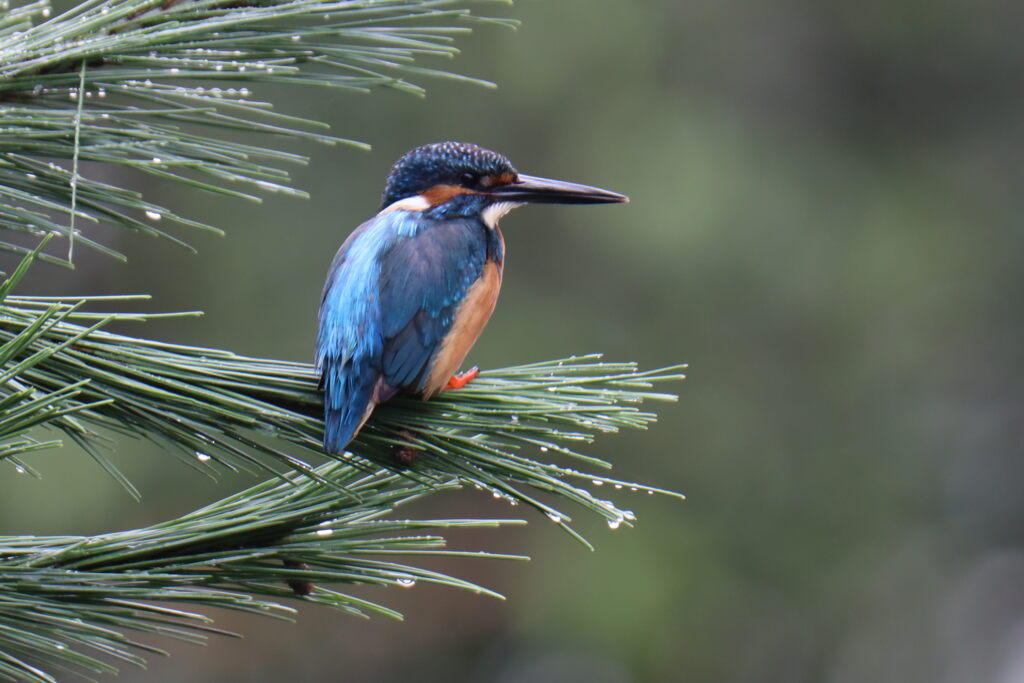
[317,209,497,452]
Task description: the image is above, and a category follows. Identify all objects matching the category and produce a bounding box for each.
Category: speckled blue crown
[381,141,516,208]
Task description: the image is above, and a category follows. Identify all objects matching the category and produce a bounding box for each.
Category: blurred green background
[5,0,1024,681]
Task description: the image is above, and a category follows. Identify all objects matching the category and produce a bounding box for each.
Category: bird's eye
[460,172,479,187]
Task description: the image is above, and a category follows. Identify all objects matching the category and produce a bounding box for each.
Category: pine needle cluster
[0,0,512,262]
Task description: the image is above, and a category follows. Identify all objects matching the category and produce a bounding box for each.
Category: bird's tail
[321,357,378,454]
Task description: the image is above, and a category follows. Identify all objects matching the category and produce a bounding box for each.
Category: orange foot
[445,366,479,390]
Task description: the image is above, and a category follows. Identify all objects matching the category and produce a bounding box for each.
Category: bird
[317,141,628,453]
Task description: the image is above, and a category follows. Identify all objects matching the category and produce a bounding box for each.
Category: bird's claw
[445,366,479,390]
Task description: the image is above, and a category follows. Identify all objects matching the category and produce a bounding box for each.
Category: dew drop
[539,446,548,453]
[68,91,77,100]
[25,173,36,179]
[55,644,66,650]
[14,465,25,474]
[151,157,161,164]
[97,88,106,98]
[169,67,179,74]
[630,487,638,492]
[614,484,623,489]
[592,480,603,486]
[316,528,333,537]
[510,414,519,423]
[238,66,246,72]
[547,387,557,392]
[291,35,301,42]
[647,490,654,495]
[145,210,162,221]
[41,7,50,17]
[239,87,250,96]
[100,113,109,119]
[396,575,416,587]
[195,452,211,462]
[607,518,622,530]
[214,64,223,71]
[546,512,562,523]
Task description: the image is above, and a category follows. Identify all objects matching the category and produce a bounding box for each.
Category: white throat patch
[481,201,523,229]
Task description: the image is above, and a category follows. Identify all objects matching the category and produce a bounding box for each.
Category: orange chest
[423,259,503,397]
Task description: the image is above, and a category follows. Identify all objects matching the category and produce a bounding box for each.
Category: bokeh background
[4,0,1024,681]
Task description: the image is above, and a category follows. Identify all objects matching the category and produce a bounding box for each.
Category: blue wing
[317,211,487,452]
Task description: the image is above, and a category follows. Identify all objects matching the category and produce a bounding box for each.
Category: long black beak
[489,173,628,205]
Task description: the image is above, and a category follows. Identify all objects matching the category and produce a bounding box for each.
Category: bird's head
[379,141,627,221]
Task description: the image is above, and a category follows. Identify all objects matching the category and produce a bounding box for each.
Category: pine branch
[1,239,685,538]
[0,4,690,683]
[0,247,684,681]
[0,5,688,679]
[0,0,514,264]
[0,244,684,681]
[0,461,526,682]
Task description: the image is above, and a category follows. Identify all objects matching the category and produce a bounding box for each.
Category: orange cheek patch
[481,174,516,189]
[422,184,471,207]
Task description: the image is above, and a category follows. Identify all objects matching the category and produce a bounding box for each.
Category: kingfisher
[317,141,627,453]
